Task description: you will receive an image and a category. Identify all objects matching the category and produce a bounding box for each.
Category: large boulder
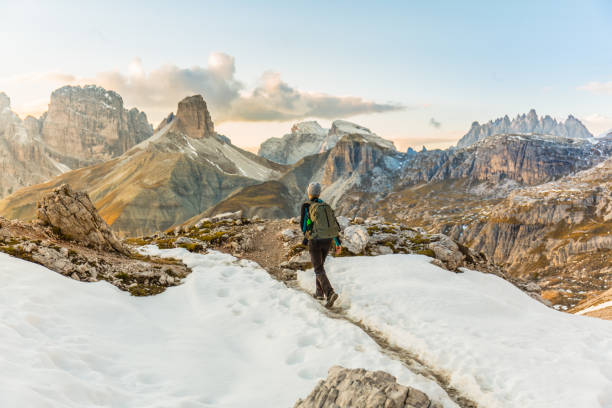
[294,366,442,408]
[342,225,369,254]
[36,184,127,254]
[427,234,465,270]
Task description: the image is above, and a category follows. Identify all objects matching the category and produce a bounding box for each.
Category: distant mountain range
[1,87,611,309]
[457,109,593,148]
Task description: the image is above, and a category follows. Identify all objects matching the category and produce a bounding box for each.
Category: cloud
[227,71,402,121]
[3,53,403,124]
[429,117,441,128]
[577,81,612,95]
[581,113,612,137]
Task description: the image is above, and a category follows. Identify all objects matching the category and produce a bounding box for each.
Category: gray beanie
[307,182,322,197]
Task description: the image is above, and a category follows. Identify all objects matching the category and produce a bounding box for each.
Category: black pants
[308,238,334,297]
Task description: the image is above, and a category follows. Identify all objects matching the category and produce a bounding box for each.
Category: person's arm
[300,203,309,233]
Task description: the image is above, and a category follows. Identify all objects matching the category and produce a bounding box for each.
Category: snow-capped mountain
[258,119,396,164]
[457,109,593,148]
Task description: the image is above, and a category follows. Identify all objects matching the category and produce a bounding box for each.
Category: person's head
[307,182,321,200]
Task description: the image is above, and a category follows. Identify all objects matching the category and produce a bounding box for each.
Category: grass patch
[416,248,436,257]
[0,245,37,263]
[129,285,165,297]
[177,242,203,252]
[409,234,431,245]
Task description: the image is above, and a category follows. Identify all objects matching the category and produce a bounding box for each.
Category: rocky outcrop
[175,95,214,139]
[294,366,442,408]
[0,215,189,295]
[41,85,153,165]
[457,109,592,148]
[36,184,127,254]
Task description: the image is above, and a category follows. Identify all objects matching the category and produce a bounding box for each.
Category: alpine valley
[1,88,611,314]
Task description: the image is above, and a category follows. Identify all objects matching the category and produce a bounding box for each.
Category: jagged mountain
[0,95,286,236]
[258,119,396,164]
[457,109,593,148]
[0,86,153,199]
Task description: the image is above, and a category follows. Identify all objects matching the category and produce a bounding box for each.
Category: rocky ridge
[457,109,593,148]
[0,185,190,295]
[294,366,442,408]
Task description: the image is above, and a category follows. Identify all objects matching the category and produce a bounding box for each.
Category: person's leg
[309,239,325,298]
[314,239,334,299]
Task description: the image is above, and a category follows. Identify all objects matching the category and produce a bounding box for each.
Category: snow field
[0,249,456,408]
[298,254,612,408]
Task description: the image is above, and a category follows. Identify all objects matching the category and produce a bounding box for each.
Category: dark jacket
[300,198,341,246]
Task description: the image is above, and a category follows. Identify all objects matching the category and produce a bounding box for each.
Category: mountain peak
[290,121,325,135]
[457,110,593,148]
[0,92,10,111]
[176,95,215,139]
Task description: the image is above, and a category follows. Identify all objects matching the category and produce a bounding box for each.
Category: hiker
[300,182,342,308]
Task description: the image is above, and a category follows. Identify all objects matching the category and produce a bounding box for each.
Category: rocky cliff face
[0,93,64,198]
[457,109,593,148]
[174,95,214,139]
[0,86,154,199]
[258,119,396,165]
[41,85,153,166]
[445,156,612,309]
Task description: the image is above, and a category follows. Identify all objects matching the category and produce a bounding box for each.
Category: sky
[1,0,611,150]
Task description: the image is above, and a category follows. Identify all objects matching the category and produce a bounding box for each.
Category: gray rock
[175,236,195,245]
[427,234,464,270]
[36,184,127,254]
[294,366,442,408]
[211,210,242,222]
[342,225,369,254]
[336,216,350,230]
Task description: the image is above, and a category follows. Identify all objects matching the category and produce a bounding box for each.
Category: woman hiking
[300,182,342,308]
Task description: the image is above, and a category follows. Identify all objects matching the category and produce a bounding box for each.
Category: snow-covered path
[298,254,612,408]
[0,249,456,408]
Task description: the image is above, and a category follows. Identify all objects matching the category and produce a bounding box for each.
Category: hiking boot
[314,293,325,300]
[325,292,339,308]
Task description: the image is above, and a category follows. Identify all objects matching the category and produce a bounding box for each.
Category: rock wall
[41,85,153,165]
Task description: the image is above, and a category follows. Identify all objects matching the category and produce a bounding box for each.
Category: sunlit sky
[1,0,611,150]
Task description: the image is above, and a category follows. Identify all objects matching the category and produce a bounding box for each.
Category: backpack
[308,201,340,240]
